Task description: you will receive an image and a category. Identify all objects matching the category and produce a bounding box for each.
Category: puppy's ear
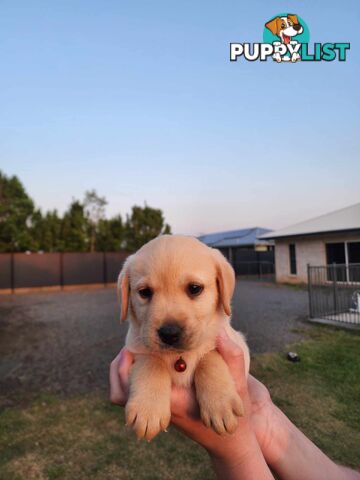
[265,17,281,35]
[212,248,235,317]
[117,255,133,322]
[288,14,299,25]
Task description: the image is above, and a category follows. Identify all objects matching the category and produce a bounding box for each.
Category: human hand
[110,339,360,480]
[168,332,276,470]
[110,333,276,466]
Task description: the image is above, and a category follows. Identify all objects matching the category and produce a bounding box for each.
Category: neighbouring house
[198,227,273,257]
[260,203,360,284]
[198,227,274,276]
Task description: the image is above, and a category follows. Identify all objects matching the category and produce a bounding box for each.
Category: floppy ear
[117,255,133,322]
[212,248,235,317]
[265,17,281,36]
[288,14,299,25]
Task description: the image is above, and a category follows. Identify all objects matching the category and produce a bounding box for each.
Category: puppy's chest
[159,350,208,388]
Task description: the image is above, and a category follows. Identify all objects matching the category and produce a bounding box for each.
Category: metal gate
[308,264,360,327]
[223,249,275,280]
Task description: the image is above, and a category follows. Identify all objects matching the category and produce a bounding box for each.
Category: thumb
[118,348,134,395]
[216,330,247,395]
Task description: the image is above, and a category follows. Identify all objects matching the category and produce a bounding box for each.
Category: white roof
[260,203,360,239]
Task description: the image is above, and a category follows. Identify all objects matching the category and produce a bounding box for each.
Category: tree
[61,200,89,252]
[0,171,35,252]
[28,208,43,251]
[0,170,172,253]
[124,204,172,252]
[30,209,63,252]
[84,190,107,252]
[45,210,63,251]
[96,215,124,251]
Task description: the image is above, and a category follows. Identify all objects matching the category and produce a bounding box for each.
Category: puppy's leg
[194,350,243,435]
[126,354,171,441]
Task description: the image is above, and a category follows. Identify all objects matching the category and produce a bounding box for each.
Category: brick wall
[275,231,360,284]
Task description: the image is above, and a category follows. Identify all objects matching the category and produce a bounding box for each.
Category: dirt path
[0,280,310,405]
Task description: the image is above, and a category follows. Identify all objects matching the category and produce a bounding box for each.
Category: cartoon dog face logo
[265,14,303,44]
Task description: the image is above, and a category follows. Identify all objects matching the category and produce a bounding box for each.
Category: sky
[0,1,359,235]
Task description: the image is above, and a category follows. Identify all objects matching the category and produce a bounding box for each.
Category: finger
[118,348,134,395]
[171,385,199,419]
[109,350,127,405]
[216,331,246,394]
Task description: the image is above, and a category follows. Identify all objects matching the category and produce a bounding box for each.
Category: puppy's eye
[187,283,204,297]
[281,23,285,28]
[138,287,153,299]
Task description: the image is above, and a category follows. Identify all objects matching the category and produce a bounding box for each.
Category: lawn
[1,325,359,479]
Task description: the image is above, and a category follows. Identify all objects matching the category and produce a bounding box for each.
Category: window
[326,242,360,282]
[326,243,346,265]
[348,242,360,264]
[326,243,346,281]
[348,242,360,282]
[289,244,297,275]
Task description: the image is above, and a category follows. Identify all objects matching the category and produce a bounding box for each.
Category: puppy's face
[280,16,303,41]
[118,235,235,353]
[265,15,303,44]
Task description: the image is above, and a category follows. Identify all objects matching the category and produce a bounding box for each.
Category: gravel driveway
[0,280,309,404]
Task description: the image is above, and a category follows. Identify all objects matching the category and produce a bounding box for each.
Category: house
[198,227,273,257]
[198,227,274,275]
[260,203,360,284]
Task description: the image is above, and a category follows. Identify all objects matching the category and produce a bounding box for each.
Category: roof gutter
[260,227,360,241]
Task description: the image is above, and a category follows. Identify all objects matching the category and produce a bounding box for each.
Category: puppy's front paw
[125,397,171,441]
[198,389,244,435]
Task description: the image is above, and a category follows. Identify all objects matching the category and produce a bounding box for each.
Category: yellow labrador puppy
[118,234,250,441]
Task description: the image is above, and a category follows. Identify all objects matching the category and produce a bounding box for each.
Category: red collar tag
[174,356,187,372]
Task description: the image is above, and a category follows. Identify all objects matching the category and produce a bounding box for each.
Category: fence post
[307,264,313,318]
[60,252,64,290]
[10,252,15,294]
[332,263,338,314]
[103,252,107,286]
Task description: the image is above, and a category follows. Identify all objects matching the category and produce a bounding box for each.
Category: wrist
[252,400,290,466]
[207,423,259,468]
[209,430,274,480]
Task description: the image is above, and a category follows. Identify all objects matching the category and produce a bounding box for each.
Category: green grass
[252,325,360,470]
[1,325,359,479]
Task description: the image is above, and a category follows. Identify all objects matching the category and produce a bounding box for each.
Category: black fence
[0,252,129,291]
[229,250,275,279]
[0,248,275,292]
[233,261,275,278]
[308,264,360,328]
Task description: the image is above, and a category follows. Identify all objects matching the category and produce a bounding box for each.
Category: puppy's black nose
[157,323,183,346]
[293,23,302,31]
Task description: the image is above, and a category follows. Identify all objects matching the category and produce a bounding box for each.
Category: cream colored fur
[117,234,250,440]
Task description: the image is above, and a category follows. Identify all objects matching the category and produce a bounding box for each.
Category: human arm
[170,333,274,480]
[109,337,360,480]
[109,338,273,480]
[250,389,360,480]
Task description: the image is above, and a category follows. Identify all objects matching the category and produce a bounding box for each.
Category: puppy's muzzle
[157,323,183,347]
